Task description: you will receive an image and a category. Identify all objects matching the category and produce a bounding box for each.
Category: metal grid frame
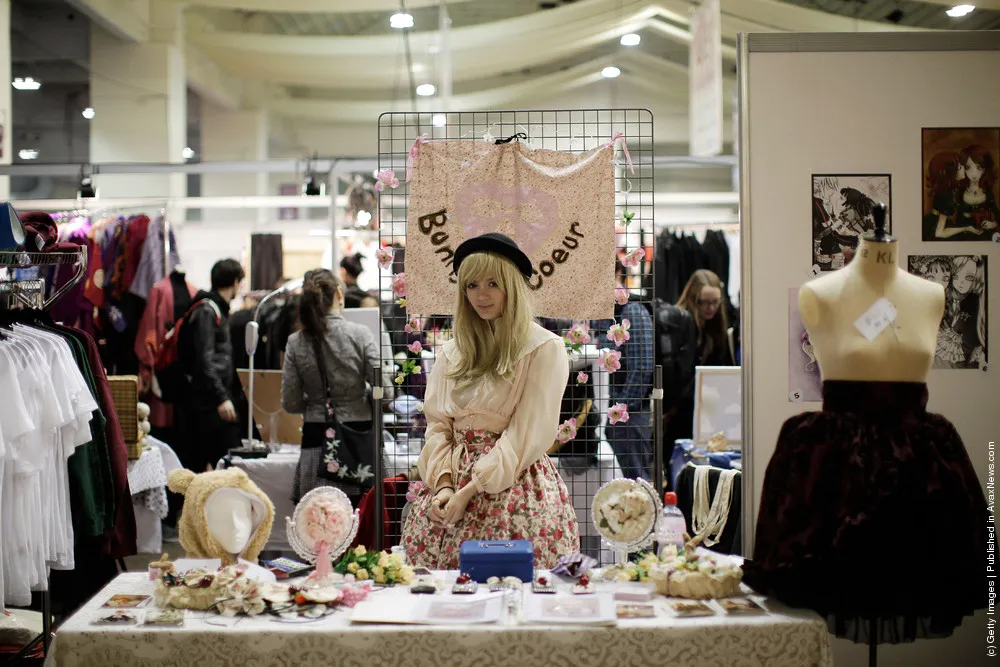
[377,109,657,564]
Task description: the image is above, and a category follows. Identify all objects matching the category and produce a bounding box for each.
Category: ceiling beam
[174,0,478,12]
[66,0,151,43]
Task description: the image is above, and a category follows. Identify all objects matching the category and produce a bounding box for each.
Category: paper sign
[788,390,803,402]
[853,298,898,342]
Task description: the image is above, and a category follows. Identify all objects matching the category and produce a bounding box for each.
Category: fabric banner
[405,140,616,319]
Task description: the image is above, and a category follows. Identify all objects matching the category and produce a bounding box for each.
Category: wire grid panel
[378,109,655,565]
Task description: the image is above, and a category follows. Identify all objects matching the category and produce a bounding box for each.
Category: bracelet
[436,486,454,493]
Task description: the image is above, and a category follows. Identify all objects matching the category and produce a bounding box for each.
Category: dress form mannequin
[799,204,944,382]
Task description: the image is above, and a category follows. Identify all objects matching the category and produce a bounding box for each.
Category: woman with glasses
[677,269,733,366]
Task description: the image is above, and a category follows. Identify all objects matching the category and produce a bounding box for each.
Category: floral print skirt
[402,430,580,570]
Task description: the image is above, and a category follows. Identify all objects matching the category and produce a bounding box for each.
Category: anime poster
[811,174,891,272]
[787,288,822,402]
[922,128,1000,242]
[908,255,988,370]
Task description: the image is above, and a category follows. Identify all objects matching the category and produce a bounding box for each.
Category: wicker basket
[108,375,142,459]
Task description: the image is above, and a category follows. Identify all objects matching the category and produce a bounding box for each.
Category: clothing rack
[0,246,88,660]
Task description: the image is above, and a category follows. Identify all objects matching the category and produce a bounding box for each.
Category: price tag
[853,298,898,342]
[809,264,821,277]
[788,390,803,402]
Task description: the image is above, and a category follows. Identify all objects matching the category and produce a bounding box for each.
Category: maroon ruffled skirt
[742,381,988,644]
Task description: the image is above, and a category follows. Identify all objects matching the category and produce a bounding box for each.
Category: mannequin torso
[798,237,944,382]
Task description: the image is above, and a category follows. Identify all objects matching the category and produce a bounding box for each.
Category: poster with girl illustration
[908,255,988,369]
[922,128,1000,242]
[811,174,891,272]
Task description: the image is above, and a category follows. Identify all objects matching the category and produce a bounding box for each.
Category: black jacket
[653,300,699,406]
[180,290,235,407]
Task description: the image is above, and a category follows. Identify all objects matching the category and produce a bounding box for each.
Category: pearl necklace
[691,466,738,547]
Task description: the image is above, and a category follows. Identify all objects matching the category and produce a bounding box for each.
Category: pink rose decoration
[375,247,394,270]
[404,316,422,334]
[374,169,399,192]
[325,428,336,439]
[599,348,622,373]
[405,481,425,503]
[608,402,630,425]
[607,318,631,347]
[565,323,592,345]
[577,371,589,384]
[555,418,578,444]
[326,460,340,474]
[615,288,630,306]
[391,273,406,297]
[408,340,423,354]
[621,248,645,268]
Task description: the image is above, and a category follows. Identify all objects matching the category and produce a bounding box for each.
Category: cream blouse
[417,322,569,495]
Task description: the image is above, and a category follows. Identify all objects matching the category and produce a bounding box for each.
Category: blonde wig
[449,251,534,383]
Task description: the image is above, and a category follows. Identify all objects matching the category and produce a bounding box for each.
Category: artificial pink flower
[408,340,423,354]
[607,318,631,347]
[404,316,422,334]
[614,288,630,306]
[405,481,425,503]
[555,418,578,444]
[599,348,622,373]
[608,403,631,425]
[326,460,340,474]
[621,248,645,268]
[391,273,406,297]
[577,371,589,384]
[375,247,394,270]
[325,428,336,439]
[565,323,592,345]
[374,169,399,192]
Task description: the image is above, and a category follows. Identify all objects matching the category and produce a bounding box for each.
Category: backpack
[154,298,221,402]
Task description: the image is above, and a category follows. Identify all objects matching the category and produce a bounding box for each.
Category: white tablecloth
[45,572,832,667]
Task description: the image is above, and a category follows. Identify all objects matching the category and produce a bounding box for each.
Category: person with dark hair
[281,268,390,502]
[340,252,368,307]
[177,258,246,471]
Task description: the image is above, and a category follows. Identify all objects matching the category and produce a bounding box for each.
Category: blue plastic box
[458,540,534,583]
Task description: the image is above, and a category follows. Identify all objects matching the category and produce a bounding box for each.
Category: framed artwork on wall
[921,128,1000,242]
[811,174,891,272]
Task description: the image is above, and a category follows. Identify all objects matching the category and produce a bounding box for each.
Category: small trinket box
[410,574,437,594]
[487,576,503,592]
[451,573,478,595]
[572,573,595,595]
[532,575,555,594]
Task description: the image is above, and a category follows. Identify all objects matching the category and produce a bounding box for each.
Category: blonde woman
[401,233,580,569]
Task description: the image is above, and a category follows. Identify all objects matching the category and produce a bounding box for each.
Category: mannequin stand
[869,617,877,667]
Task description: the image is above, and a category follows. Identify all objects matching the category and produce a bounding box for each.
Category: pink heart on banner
[454,182,559,255]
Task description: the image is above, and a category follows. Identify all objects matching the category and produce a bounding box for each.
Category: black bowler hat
[453,233,533,279]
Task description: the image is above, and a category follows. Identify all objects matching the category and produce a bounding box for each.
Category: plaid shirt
[592,301,654,406]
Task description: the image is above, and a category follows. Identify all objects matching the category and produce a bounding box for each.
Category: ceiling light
[182,147,196,160]
[390,12,414,29]
[79,176,97,199]
[620,33,641,46]
[601,66,621,79]
[416,83,436,97]
[18,149,38,160]
[946,4,974,16]
[82,107,95,120]
[411,62,425,73]
[12,77,41,91]
[432,114,446,127]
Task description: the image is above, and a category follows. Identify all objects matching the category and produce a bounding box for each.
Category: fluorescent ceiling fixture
[620,33,641,46]
[416,83,436,96]
[18,149,38,160]
[946,4,974,16]
[182,147,196,160]
[82,107,95,120]
[601,66,621,79]
[432,113,446,127]
[309,229,332,236]
[12,77,40,91]
[411,62,425,73]
[390,12,413,28]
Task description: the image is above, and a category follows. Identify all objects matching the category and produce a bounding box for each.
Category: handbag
[308,333,377,491]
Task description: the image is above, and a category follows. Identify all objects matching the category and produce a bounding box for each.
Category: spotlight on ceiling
[416,83,436,97]
[79,176,97,199]
[82,107,95,120]
[303,174,324,196]
[946,3,974,16]
[12,77,41,91]
[885,8,905,22]
[390,12,414,28]
[182,147,196,160]
[432,114,447,127]
[620,33,641,46]
[18,149,38,160]
[601,66,622,79]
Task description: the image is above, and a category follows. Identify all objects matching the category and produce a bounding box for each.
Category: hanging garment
[129,216,180,300]
[250,234,283,291]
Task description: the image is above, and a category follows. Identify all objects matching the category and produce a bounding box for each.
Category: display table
[45,573,832,667]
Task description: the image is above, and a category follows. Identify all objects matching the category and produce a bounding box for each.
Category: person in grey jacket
[281,268,387,502]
